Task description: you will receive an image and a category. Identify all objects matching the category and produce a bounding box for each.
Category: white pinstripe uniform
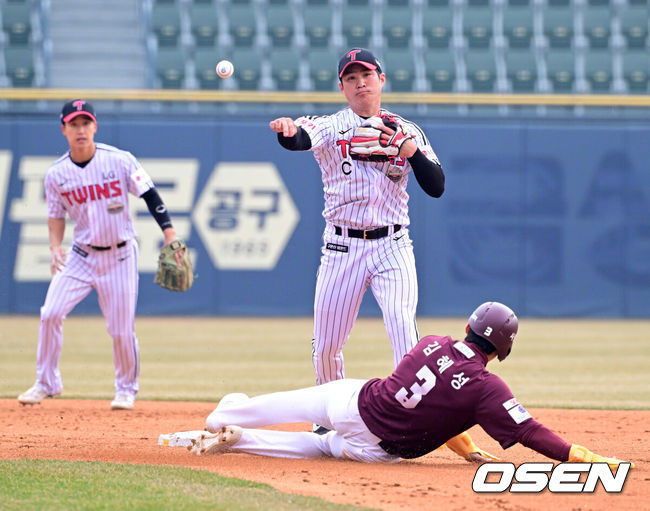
[36,142,154,397]
[295,107,441,383]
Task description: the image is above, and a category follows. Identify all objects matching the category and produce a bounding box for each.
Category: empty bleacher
[2,0,647,97]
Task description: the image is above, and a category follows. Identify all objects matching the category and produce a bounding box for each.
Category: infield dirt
[1,399,647,511]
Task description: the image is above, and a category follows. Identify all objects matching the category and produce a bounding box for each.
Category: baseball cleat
[110,392,135,410]
[18,384,57,405]
[189,426,243,456]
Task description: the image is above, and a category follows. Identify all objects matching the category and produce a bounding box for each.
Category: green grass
[0,459,369,511]
[1,315,649,408]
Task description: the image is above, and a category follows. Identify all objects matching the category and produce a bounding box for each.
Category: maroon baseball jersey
[358,335,540,458]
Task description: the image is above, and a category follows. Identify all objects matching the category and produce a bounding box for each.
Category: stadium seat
[462,6,494,49]
[382,50,416,92]
[303,5,332,48]
[194,47,223,89]
[503,6,535,49]
[227,4,257,47]
[308,47,339,91]
[269,48,300,90]
[505,49,538,92]
[547,0,570,6]
[422,6,453,49]
[545,48,575,92]
[582,6,612,49]
[507,0,531,6]
[620,6,648,49]
[423,50,456,92]
[464,49,497,92]
[3,45,34,86]
[348,0,370,5]
[543,6,574,48]
[342,6,374,48]
[586,0,610,5]
[622,50,649,93]
[1,1,32,45]
[265,3,294,47]
[428,0,450,5]
[151,2,181,47]
[584,49,613,92]
[231,47,262,90]
[155,47,185,88]
[382,7,413,48]
[189,3,219,47]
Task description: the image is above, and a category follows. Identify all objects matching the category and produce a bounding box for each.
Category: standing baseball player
[269,48,486,453]
[18,99,182,410]
[270,48,443,387]
[190,302,633,472]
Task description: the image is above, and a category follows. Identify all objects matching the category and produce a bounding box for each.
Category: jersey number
[394,365,436,409]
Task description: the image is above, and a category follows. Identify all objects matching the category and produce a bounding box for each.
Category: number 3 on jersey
[394,365,436,408]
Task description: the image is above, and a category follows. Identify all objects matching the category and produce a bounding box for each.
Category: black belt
[334,225,401,240]
[89,241,127,251]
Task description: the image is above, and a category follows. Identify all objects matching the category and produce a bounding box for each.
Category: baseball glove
[349,115,413,162]
[154,239,194,292]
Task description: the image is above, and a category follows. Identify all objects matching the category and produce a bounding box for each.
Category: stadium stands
[622,50,649,93]
[307,46,339,91]
[2,0,31,45]
[422,5,454,49]
[502,5,535,49]
[0,0,46,87]
[5,0,644,99]
[462,5,494,49]
[151,1,181,47]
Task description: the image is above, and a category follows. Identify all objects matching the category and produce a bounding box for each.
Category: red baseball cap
[60,100,97,124]
[338,48,383,79]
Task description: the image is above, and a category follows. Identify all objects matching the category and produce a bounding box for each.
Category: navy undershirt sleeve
[141,188,173,231]
[277,127,312,151]
[407,148,445,198]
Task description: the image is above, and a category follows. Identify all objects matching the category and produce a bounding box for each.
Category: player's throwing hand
[269,117,297,138]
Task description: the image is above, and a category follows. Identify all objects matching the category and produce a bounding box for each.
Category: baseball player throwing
[270,49,444,388]
[18,100,183,410]
[189,302,633,472]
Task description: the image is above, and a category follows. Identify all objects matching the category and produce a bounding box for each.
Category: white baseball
[216,60,234,79]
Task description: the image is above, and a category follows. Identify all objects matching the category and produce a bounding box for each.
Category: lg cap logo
[472,462,632,493]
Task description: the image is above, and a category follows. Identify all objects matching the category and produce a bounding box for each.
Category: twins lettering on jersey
[60,179,122,206]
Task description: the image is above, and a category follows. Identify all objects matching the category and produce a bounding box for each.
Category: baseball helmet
[468,302,518,361]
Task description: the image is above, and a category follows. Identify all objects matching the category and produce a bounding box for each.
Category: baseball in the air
[216,60,234,79]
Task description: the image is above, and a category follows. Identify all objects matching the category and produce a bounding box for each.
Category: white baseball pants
[312,225,419,383]
[205,379,400,463]
[34,240,140,396]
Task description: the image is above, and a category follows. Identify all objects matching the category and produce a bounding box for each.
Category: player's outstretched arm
[519,421,634,468]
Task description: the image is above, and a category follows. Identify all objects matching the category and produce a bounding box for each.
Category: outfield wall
[0,113,648,317]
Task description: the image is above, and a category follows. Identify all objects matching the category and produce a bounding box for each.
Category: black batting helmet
[468,302,518,361]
